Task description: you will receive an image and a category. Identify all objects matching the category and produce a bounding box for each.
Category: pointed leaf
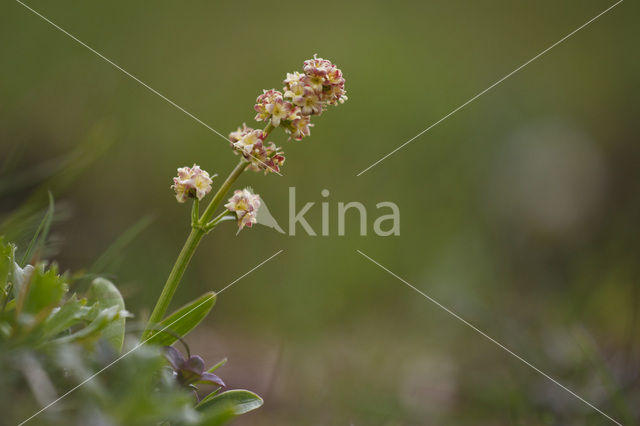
[49,305,127,346]
[207,357,227,373]
[146,291,216,347]
[197,390,263,415]
[87,278,126,352]
[41,295,92,339]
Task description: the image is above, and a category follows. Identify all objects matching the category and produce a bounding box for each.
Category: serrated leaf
[21,264,67,318]
[146,291,216,347]
[197,390,263,415]
[49,305,126,346]
[41,294,92,339]
[87,278,126,352]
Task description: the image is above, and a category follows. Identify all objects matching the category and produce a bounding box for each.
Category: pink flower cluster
[227,55,346,174]
[252,55,347,141]
[171,164,213,203]
[229,124,285,175]
[224,188,261,229]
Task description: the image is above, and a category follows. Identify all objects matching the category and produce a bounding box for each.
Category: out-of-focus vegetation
[1,0,639,424]
[0,201,262,425]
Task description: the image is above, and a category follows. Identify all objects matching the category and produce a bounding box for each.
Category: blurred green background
[2,0,639,424]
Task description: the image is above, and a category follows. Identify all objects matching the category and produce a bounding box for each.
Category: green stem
[143,227,204,339]
[191,198,200,227]
[143,120,276,340]
[206,211,232,230]
[142,159,249,340]
[263,121,274,135]
[200,159,250,224]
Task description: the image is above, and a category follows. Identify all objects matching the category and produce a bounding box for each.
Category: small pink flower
[245,140,286,175]
[229,123,253,143]
[299,87,323,115]
[171,164,213,203]
[303,54,333,77]
[265,97,293,127]
[229,123,286,174]
[303,74,325,93]
[285,81,306,103]
[283,71,305,88]
[233,129,266,156]
[224,188,261,229]
[322,83,348,105]
[254,89,284,123]
[326,67,344,86]
[287,116,313,141]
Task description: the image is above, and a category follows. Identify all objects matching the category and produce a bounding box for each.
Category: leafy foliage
[0,232,261,425]
[1,130,263,424]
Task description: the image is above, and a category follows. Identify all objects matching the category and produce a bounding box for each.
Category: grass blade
[19,192,54,266]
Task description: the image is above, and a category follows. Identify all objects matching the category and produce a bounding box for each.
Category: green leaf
[197,390,263,415]
[197,404,236,426]
[49,305,126,346]
[87,278,127,352]
[41,294,92,339]
[21,263,67,317]
[207,357,227,373]
[20,192,54,266]
[197,388,222,407]
[146,291,216,347]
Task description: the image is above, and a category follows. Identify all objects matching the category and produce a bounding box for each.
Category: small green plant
[1,55,347,425]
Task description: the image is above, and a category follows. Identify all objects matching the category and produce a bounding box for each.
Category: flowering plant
[144,54,347,343]
[0,55,347,425]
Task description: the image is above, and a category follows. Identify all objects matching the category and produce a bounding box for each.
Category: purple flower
[164,346,225,389]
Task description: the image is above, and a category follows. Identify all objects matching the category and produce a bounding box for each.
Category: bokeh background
[2,0,639,424]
